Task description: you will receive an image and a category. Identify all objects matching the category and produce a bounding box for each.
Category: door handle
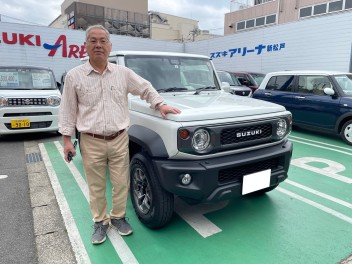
[295,96,305,100]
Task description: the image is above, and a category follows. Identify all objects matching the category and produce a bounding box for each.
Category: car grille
[5,121,53,130]
[218,157,279,184]
[4,112,52,117]
[7,98,47,106]
[233,90,251,96]
[221,124,272,145]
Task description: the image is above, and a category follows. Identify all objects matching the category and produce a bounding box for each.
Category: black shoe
[110,218,133,236]
[92,221,109,244]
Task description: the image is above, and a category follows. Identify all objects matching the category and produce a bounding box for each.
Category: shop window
[246,19,255,28]
[266,14,276,24]
[328,1,343,12]
[300,7,312,18]
[256,17,265,26]
[346,0,352,9]
[313,4,327,15]
[237,21,245,30]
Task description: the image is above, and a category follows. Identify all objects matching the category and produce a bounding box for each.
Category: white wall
[186,10,352,74]
[0,22,183,81]
[1,10,351,84]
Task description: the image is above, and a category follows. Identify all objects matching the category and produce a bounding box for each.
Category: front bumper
[152,140,292,202]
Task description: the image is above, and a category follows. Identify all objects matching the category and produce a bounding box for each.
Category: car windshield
[334,74,352,97]
[125,55,219,92]
[0,68,57,90]
[217,71,242,86]
[250,73,266,86]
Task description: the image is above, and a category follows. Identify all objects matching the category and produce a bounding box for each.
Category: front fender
[128,125,169,158]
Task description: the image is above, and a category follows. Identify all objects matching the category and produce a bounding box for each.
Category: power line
[0,13,46,26]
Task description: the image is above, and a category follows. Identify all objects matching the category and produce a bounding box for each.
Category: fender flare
[128,125,169,158]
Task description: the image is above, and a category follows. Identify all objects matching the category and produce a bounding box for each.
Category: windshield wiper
[157,87,188,93]
[194,86,217,95]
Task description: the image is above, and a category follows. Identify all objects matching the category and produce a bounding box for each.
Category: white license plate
[242,169,271,195]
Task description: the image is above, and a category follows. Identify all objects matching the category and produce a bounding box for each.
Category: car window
[0,68,57,90]
[218,71,233,84]
[218,72,242,86]
[265,75,294,91]
[334,74,352,96]
[298,75,331,95]
[250,73,266,86]
[125,55,217,91]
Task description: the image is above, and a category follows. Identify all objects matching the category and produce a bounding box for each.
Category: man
[59,24,181,244]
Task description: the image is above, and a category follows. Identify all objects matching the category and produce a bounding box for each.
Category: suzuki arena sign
[0,32,87,58]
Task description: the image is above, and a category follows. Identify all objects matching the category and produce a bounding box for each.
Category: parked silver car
[217,70,252,96]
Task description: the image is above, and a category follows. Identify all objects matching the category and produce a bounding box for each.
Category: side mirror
[221,82,231,93]
[324,87,335,96]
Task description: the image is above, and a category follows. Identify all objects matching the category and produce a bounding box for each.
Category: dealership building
[0,0,351,82]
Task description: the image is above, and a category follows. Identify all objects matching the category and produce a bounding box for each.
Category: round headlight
[277,119,287,137]
[192,129,210,152]
[0,96,8,107]
[47,96,61,106]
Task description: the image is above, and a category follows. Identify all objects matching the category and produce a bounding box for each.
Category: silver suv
[84,51,293,229]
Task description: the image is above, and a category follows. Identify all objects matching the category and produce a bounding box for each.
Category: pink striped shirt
[59,61,164,136]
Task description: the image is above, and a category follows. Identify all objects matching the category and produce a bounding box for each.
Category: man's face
[85,28,112,63]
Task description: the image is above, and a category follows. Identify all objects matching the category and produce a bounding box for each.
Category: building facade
[50,0,150,38]
[49,0,217,42]
[225,0,352,35]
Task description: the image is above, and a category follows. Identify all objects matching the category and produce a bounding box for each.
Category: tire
[245,184,279,196]
[130,152,174,229]
[341,120,352,145]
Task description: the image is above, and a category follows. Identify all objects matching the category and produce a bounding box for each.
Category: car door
[253,74,296,109]
[291,75,341,129]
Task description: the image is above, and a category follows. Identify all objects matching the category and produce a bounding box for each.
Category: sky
[0,0,231,35]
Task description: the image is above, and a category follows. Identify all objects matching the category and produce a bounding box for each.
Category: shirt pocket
[76,84,101,106]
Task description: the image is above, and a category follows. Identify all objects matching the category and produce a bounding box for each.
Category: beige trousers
[80,131,130,224]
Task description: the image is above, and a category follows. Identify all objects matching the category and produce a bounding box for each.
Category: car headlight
[0,96,8,107]
[47,96,61,106]
[192,129,211,152]
[276,119,288,138]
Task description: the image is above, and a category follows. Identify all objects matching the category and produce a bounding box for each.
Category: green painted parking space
[39,130,352,264]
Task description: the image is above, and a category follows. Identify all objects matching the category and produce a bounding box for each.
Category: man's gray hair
[86,25,110,40]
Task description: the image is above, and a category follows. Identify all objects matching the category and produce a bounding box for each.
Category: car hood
[1,89,61,97]
[129,92,287,122]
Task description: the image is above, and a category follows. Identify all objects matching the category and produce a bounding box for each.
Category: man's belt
[85,129,125,140]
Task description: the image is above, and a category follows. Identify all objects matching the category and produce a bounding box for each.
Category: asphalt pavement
[0,132,76,264]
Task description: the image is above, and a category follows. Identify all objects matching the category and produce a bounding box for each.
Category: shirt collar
[84,60,112,76]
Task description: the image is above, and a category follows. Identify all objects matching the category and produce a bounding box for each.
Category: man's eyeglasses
[86,38,110,45]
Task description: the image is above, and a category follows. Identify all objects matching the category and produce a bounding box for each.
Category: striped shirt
[59,61,164,136]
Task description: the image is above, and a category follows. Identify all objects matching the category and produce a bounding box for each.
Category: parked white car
[0,66,61,136]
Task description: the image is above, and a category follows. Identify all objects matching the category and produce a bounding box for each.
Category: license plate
[242,169,271,195]
[11,119,30,128]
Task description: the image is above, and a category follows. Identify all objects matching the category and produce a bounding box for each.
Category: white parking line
[289,138,352,156]
[174,197,227,238]
[53,142,139,264]
[277,187,352,224]
[286,179,352,209]
[0,175,8,179]
[39,143,91,264]
[289,135,352,152]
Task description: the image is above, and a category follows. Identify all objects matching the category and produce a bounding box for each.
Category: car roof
[228,71,265,74]
[265,70,351,76]
[109,50,210,59]
[0,65,53,70]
